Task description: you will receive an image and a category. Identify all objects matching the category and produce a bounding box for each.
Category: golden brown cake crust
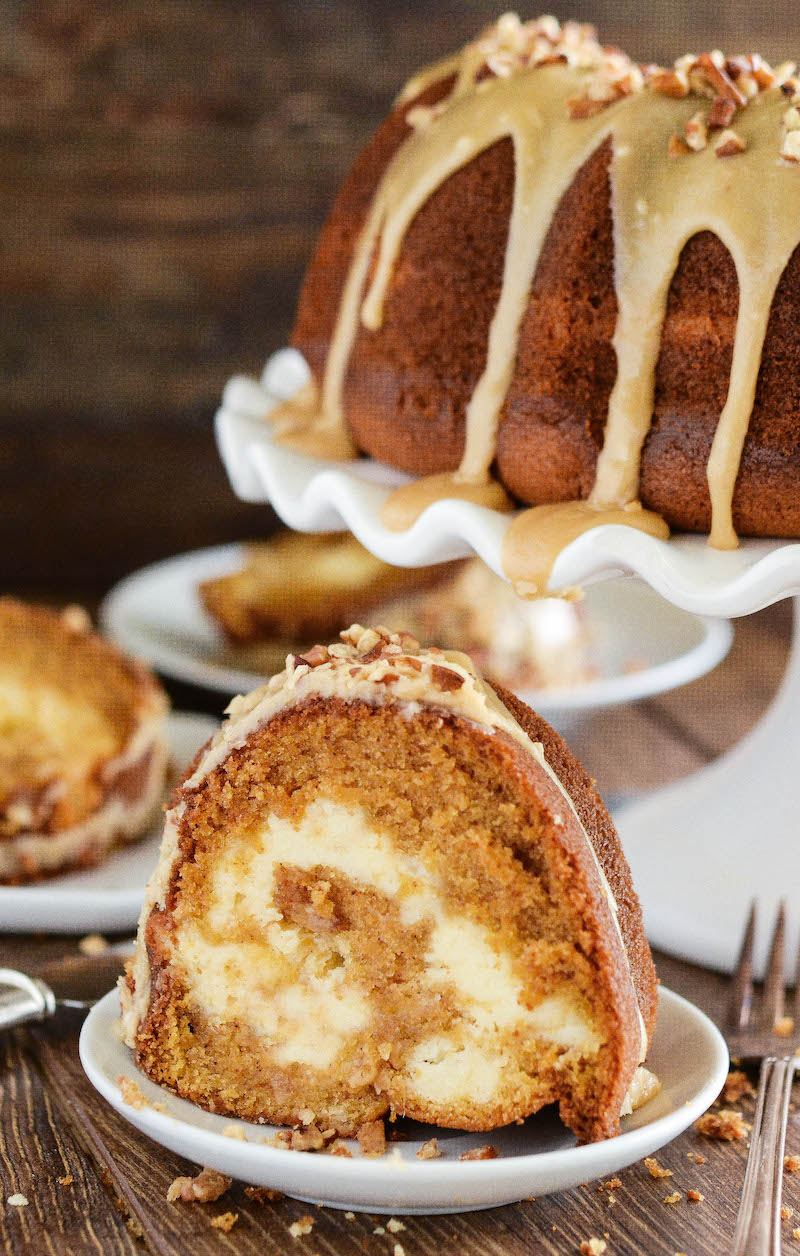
[291,75,800,538]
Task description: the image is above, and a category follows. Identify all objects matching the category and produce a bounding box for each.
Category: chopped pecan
[695,52,747,106]
[708,95,736,129]
[668,133,691,158]
[714,127,747,156]
[295,644,330,668]
[430,664,465,692]
[685,111,708,150]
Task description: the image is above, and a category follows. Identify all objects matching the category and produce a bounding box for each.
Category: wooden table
[0,601,796,1256]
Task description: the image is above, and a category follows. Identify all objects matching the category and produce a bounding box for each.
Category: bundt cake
[120,624,657,1144]
[0,598,169,882]
[258,14,800,593]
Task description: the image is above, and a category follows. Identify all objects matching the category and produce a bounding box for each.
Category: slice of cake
[198,532,453,644]
[121,625,657,1144]
[0,598,169,882]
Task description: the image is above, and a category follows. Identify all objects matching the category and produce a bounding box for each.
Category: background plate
[0,712,217,934]
[100,546,732,736]
[81,986,727,1215]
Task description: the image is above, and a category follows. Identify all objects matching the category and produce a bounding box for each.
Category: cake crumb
[288,1215,315,1238]
[210,1212,238,1232]
[687,1189,704,1202]
[664,1191,681,1205]
[269,1130,293,1149]
[460,1145,499,1161]
[126,1217,143,1239]
[785,1154,800,1173]
[695,1109,750,1140]
[579,1240,607,1255]
[57,1175,73,1186]
[644,1157,673,1179]
[118,1077,147,1110]
[417,1138,441,1160]
[357,1119,386,1158]
[223,1124,247,1141]
[345,1212,356,1220]
[687,1151,707,1164]
[79,932,109,956]
[166,1167,231,1203]
[393,1245,405,1256]
[328,1140,353,1157]
[373,1226,385,1235]
[605,1178,622,1190]
[723,1070,754,1103]
[244,1186,284,1203]
[794,1227,800,1240]
[291,1125,326,1152]
[775,1016,795,1037]
[387,1218,406,1233]
[117,1076,165,1114]
[782,1205,794,1220]
[7,1195,28,1207]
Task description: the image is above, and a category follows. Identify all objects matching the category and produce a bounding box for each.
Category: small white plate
[81,986,727,1215]
[0,712,217,935]
[99,546,732,735]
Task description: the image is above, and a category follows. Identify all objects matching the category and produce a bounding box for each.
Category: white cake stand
[216,349,800,977]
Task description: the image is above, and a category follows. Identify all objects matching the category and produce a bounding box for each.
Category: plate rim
[80,985,728,1209]
[100,545,732,708]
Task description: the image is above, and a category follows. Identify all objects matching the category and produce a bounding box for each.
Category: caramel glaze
[282,37,800,595]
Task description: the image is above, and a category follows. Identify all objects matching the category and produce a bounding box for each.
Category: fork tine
[760,900,786,1031]
[728,900,756,1030]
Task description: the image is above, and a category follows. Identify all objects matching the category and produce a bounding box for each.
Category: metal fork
[728,903,798,1256]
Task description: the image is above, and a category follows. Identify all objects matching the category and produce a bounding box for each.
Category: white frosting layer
[121,625,646,1085]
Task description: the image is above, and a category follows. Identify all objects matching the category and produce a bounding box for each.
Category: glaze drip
[272,15,800,591]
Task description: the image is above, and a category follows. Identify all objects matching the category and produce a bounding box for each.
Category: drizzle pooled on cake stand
[267,15,800,595]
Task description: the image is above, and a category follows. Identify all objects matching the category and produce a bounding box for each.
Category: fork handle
[731,1056,795,1256]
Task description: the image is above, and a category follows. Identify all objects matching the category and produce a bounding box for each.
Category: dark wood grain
[0,1030,139,1255]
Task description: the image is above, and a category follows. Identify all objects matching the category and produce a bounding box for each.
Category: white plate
[99,546,732,734]
[216,349,800,617]
[0,712,217,935]
[80,986,727,1215]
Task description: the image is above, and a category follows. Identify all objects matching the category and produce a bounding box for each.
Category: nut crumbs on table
[664,1191,682,1204]
[166,1167,231,1203]
[644,1156,673,1178]
[416,1138,440,1159]
[786,1154,800,1173]
[210,1212,238,1231]
[694,1109,750,1139]
[579,1240,607,1255]
[288,1215,315,1237]
[722,1070,754,1103]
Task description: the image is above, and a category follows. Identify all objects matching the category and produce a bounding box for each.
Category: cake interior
[0,604,143,829]
[137,699,632,1141]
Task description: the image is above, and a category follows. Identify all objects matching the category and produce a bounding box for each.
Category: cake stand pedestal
[216,349,800,976]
